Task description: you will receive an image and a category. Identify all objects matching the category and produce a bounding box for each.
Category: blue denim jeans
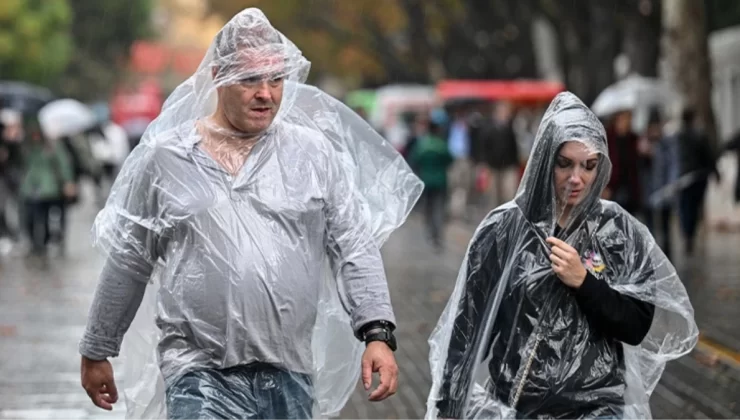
[165,363,314,419]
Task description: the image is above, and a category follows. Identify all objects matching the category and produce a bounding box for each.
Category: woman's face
[554,141,599,207]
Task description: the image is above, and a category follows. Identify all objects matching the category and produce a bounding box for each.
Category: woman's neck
[557,204,573,228]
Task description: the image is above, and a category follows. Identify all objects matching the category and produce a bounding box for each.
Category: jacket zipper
[511,330,543,409]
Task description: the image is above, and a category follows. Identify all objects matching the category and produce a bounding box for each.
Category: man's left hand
[546,237,587,289]
[361,341,398,401]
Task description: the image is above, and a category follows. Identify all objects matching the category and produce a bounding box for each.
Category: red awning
[436,80,565,103]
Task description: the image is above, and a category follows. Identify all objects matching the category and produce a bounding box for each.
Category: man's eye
[239,77,261,84]
[269,76,284,83]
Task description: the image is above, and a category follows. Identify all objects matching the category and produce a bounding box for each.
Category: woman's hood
[514,92,612,236]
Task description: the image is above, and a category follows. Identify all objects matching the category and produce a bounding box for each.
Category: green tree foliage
[60,0,154,100]
[0,0,73,85]
[206,0,539,86]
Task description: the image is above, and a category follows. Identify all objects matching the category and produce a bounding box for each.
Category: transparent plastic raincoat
[88,8,422,419]
[427,92,697,419]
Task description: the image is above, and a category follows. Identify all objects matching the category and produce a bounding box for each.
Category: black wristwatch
[361,321,397,352]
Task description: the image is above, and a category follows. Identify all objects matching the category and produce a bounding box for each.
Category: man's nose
[254,82,272,100]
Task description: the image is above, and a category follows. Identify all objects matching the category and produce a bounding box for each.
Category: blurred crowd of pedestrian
[391,100,740,261]
[0,104,130,260]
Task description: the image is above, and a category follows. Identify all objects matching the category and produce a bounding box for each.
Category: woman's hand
[546,237,587,288]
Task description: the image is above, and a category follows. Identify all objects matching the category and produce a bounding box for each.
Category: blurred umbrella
[38,99,97,140]
[0,80,54,116]
[591,75,679,117]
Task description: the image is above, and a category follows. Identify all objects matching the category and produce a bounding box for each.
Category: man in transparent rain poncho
[78,8,422,419]
[427,92,698,419]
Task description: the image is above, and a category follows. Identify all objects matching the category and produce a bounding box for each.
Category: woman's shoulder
[595,200,654,247]
[472,203,522,241]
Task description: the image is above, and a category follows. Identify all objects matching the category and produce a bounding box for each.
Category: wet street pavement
[1,195,738,419]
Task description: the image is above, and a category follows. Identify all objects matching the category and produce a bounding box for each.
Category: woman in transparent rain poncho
[79,8,422,420]
[427,92,698,419]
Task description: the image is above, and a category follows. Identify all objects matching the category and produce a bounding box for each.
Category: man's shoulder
[279,122,326,144]
[135,125,193,165]
[276,122,337,158]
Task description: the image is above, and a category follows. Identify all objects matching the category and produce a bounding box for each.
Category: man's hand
[546,237,587,289]
[361,341,398,402]
[81,356,118,410]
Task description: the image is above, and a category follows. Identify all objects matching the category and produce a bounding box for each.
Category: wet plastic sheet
[427,92,698,419]
[91,8,422,419]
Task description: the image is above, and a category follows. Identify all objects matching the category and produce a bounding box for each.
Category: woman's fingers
[550,253,567,270]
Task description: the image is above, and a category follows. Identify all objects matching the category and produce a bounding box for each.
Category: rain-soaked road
[1,190,738,419]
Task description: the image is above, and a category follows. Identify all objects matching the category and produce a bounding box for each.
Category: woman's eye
[584,161,597,171]
[556,159,570,168]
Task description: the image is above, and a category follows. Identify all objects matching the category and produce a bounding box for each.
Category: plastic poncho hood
[427,92,697,419]
[92,8,422,419]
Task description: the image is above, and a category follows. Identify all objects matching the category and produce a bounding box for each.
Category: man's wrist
[360,320,397,351]
[358,320,395,339]
[81,355,107,364]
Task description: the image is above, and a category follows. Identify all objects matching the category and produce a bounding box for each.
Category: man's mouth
[250,106,272,115]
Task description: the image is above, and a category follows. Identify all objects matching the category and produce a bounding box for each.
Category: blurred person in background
[121,118,150,151]
[18,122,75,257]
[401,112,430,171]
[637,109,679,261]
[604,110,641,214]
[474,101,521,209]
[447,108,473,220]
[48,126,103,245]
[723,131,740,205]
[676,108,720,255]
[409,119,454,251]
[87,122,130,206]
[0,109,25,253]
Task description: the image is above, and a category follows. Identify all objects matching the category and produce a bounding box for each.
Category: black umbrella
[0,80,55,116]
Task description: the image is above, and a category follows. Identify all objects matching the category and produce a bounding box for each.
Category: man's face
[216,51,285,136]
